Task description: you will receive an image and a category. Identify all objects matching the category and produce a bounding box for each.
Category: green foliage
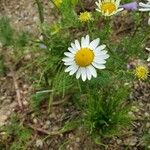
[84,86,132,138]
[0,56,5,76]
[8,0,148,147]
[0,16,29,48]
[141,133,150,149]
[31,91,50,111]
[59,0,78,27]
[15,31,29,48]
[2,114,32,150]
[0,17,14,46]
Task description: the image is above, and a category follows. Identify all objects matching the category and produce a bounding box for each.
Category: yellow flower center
[79,11,92,22]
[101,2,117,15]
[75,48,94,67]
[135,66,149,80]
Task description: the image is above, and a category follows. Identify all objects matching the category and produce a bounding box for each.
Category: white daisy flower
[148,14,150,25]
[95,0,123,16]
[139,0,150,12]
[146,47,150,61]
[62,35,109,81]
[139,0,150,25]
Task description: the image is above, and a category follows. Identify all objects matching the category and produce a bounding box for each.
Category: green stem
[35,0,44,24]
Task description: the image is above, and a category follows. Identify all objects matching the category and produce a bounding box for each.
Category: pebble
[23,100,28,106]
[36,139,43,148]
[24,54,32,61]
[116,139,122,145]
[33,118,38,124]
[144,112,150,117]
[131,106,139,112]
[146,122,150,128]
[0,115,8,127]
[76,137,80,143]
[124,136,137,146]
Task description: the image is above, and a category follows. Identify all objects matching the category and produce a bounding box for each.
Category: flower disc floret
[75,48,94,67]
[101,2,117,14]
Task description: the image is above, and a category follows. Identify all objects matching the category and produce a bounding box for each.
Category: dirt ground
[0,0,150,149]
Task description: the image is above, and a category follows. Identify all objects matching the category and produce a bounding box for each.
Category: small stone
[128,111,135,118]
[124,137,137,146]
[23,100,28,106]
[144,112,150,117]
[139,102,144,107]
[131,106,139,112]
[23,84,28,89]
[24,54,32,61]
[76,137,80,143]
[46,120,50,126]
[49,112,56,119]
[52,126,59,131]
[0,115,8,127]
[36,139,43,148]
[39,35,44,40]
[116,139,122,145]
[146,122,150,128]
[33,118,38,124]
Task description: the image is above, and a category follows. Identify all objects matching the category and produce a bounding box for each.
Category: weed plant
[0,0,150,148]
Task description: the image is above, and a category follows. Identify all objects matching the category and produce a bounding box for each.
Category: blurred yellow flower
[79,11,92,22]
[135,65,149,80]
[53,0,62,7]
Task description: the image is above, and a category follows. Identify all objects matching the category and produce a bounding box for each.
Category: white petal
[68,47,76,54]
[64,61,75,66]
[139,2,150,8]
[76,67,82,79]
[86,67,92,80]
[88,65,97,78]
[85,35,90,47]
[65,65,76,72]
[95,2,100,7]
[89,38,100,50]
[95,50,108,56]
[64,52,74,58]
[71,43,77,51]
[69,66,79,75]
[81,37,86,48]
[94,44,106,52]
[148,17,150,25]
[139,8,150,11]
[81,68,87,81]
[116,0,121,6]
[94,54,109,61]
[75,40,80,50]
[62,57,73,62]
[146,47,150,51]
[94,57,106,64]
[96,8,101,12]
[92,62,106,69]
[116,8,124,13]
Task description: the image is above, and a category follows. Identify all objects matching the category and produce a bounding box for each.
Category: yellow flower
[53,0,62,7]
[79,11,92,22]
[135,65,149,80]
